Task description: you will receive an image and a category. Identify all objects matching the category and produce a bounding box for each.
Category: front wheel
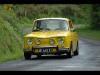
[66,42,73,58]
[74,41,79,56]
[67,50,73,58]
[37,54,41,58]
[24,52,31,60]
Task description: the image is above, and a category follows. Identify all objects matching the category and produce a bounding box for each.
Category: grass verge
[77,28,100,41]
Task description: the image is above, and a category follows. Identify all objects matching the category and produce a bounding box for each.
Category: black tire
[24,52,31,60]
[74,41,79,56]
[58,53,62,56]
[66,42,73,58]
[37,54,41,58]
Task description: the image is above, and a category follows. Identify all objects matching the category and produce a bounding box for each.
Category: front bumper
[24,46,69,55]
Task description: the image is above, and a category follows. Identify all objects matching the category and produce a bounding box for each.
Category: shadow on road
[31,55,73,60]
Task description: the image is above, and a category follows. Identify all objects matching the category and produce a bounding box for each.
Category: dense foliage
[91,4,100,29]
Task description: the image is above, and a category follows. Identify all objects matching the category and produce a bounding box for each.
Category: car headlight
[50,38,55,45]
[27,38,33,45]
[58,37,64,44]
[35,38,41,45]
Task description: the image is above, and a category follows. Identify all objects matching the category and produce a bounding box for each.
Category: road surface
[0,37,100,71]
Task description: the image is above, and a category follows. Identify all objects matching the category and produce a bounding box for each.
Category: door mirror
[70,28,76,32]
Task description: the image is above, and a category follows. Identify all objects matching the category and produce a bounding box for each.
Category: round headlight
[50,38,55,45]
[27,38,33,45]
[58,38,64,44]
[35,38,41,45]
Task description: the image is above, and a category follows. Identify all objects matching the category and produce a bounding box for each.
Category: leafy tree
[91,4,100,30]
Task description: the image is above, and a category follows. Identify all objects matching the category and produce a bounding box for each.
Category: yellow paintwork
[24,18,78,52]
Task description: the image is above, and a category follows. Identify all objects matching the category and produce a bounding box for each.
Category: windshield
[32,19,69,31]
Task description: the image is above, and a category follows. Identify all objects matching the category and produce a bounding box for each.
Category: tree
[91,4,100,30]
[4,4,13,11]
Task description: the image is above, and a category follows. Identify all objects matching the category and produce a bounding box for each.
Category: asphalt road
[0,38,100,71]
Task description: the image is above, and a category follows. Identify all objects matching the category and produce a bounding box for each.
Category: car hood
[24,31,69,38]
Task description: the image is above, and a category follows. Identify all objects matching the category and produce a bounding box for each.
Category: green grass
[0,50,23,63]
[0,8,34,62]
[19,17,33,28]
[77,28,100,41]
[0,14,24,62]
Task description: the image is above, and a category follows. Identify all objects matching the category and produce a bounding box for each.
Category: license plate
[34,48,56,53]
[38,48,51,52]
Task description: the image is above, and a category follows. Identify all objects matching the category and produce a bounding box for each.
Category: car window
[32,19,69,31]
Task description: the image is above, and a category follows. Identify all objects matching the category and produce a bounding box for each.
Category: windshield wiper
[32,28,51,32]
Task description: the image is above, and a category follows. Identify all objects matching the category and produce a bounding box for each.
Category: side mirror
[70,28,76,32]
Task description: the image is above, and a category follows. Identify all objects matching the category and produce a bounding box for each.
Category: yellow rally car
[23,18,79,59]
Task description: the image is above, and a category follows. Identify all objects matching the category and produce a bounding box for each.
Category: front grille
[34,38,57,46]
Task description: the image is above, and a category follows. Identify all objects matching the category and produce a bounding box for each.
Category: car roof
[34,18,70,21]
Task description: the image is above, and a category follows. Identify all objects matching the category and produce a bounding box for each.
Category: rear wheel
[74,41,79,56]
[24,52,31,60]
